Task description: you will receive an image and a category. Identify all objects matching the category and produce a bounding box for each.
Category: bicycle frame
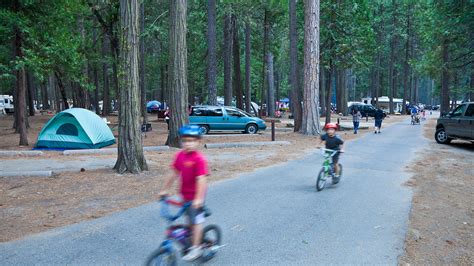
[320,148,338,177]
[159,198,193,253]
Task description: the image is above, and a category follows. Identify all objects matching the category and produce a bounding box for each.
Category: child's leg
[192,223,203,247]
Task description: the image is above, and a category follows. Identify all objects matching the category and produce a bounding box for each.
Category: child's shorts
[186,206,206,225]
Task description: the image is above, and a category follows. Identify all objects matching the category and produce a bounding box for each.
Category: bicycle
[411,114,420,125]
[145,197,222,266]
[316,148,343,191]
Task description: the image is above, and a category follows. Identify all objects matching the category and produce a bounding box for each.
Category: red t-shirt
[172,150,209,201]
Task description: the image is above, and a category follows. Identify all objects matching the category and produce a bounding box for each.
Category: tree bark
[244,21,251,113]
[26,71,35,116]
[13,1,28,145]
[261,9,269,116]
[166,0,189,147]
[223,13,233,106]
[114,0,148,173]
[41,82,49,110]
[54,71,69,110]
[102,37,110,115]
[402,3,411,114]
[301,0,321,135]
[139,1,146,123]
[232,15,243,110]
[388,0,398,114]
[267,52,275,117]
[325,64,333,125]
[289,0,302,131]
[207,0,217,105]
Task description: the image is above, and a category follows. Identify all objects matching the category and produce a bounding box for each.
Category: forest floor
[399,117,473,264]
[0,113,406,242]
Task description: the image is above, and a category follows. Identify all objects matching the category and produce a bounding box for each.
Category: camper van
[0,95,14,114]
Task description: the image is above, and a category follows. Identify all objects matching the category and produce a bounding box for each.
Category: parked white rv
[0,95,14,114]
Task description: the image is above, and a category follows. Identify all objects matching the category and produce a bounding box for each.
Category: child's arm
[159,170,179,196]
[193,175,207,208]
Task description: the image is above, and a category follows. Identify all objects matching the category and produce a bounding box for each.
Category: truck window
[191,107,206,116]
[451,104,466,117]
[225,108,242,117]
[465,104,474,117]
[207,107,223,117]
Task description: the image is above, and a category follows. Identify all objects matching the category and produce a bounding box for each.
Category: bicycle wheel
[201,224,222,262]
[316,168,326,191]
[332,164,343,184]
[145,248,178,266]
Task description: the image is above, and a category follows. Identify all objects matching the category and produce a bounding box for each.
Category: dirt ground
[0,113,406,242]
[399,117,473,264]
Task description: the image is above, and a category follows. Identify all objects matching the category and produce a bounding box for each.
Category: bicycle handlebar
[159,196,192,222]
[318,147,342,157]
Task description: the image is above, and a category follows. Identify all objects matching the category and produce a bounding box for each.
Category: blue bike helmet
[179,125,202,138]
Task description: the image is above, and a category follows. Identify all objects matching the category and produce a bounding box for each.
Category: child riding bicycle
[319,123,344,177]
[159,125,209,261]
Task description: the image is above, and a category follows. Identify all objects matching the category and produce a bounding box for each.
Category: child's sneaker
[183,246,202,261]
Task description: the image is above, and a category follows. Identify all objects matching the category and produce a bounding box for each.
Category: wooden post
[271,120,275,141]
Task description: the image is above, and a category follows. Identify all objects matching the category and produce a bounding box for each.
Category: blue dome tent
[36,108,115,149]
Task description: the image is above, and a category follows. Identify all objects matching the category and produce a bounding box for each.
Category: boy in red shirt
[159,125,209,261]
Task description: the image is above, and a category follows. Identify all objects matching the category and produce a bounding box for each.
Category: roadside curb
[0,170,53,177]
[63,146,169,155]
[205,141,291,149]
[0,151,44,158]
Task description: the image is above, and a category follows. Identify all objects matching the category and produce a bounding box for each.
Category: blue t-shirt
[321,134,344,150]
[411,108,418,114]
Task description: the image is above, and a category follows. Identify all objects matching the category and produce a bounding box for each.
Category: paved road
[0,118,427,265]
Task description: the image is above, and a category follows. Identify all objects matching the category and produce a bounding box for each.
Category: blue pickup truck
[189,105,267,134]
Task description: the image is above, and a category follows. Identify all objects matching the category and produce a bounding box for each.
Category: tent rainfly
[36,108,116,149]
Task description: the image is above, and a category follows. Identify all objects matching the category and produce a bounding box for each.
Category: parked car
[348,103,386,118]
[189,105,267,134]
[435,102,474,144]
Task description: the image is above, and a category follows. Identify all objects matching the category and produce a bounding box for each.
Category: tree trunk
[275,70,280,102]
[13,4,28,145]
[232,15,243,110]
[41,82,49,110]
[139,1,147,123]
[102,37,110,115]
[320,66,326,112]
[160,66,165,102]
[402,4,411,115]
[440,36,450,114]
[54,71,69,109]
[336,68,343,115]
[325,64,333,125]
[223,13,233,106]
[267,52,275,117]
[388,0,398,114]
[166,0,189,147]
[301,0,321,135]
[261,9,269,116]
[244,21,251,113]
[26,71,35,117]
[207,0,217,105]
[289,0,302,131]
[114,0,148,174]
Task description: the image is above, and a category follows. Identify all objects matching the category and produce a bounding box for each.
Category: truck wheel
[245,124,258,134]
[435,128,452,144]
[198,125,209,135]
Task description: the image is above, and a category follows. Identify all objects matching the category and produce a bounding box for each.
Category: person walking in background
[352,108,362,134]
[164,107,170,130]
[374,108,384,134]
